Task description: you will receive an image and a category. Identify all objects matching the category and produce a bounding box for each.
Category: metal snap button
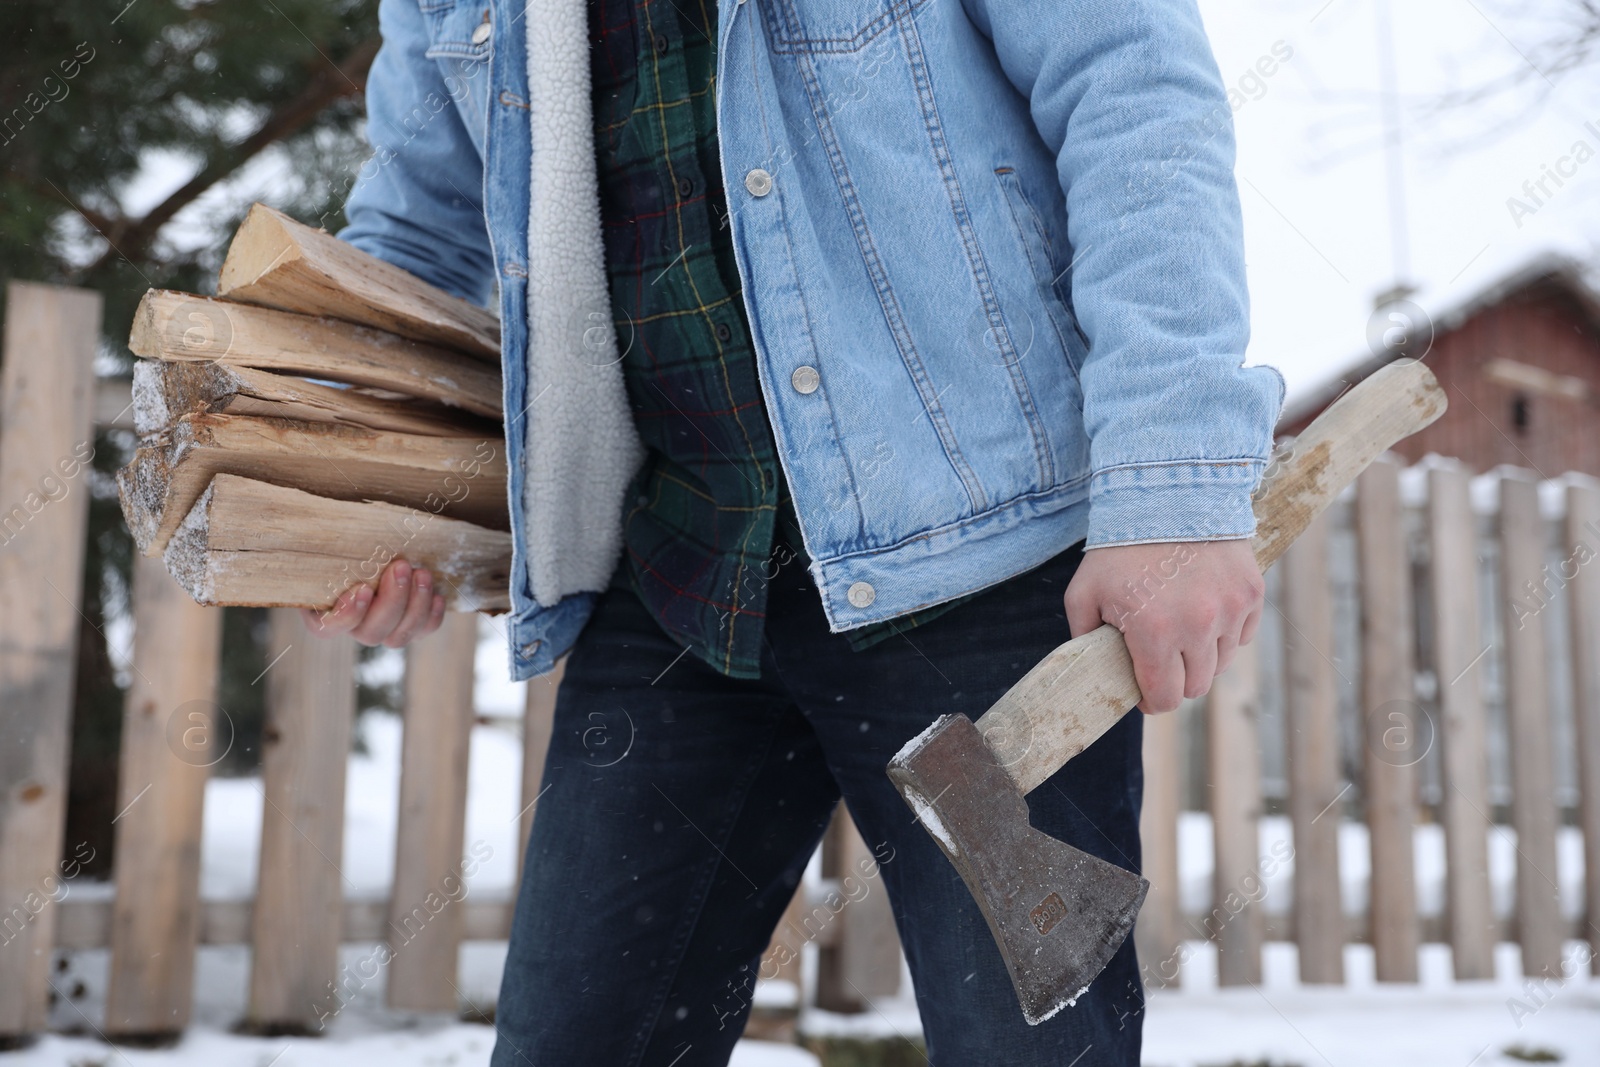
[790,365,820,394]
[847,582,876,609]
[471,14,492,44]
[744,169,773,197]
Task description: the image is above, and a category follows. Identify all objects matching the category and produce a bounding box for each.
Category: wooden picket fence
[0,281,900,1040]
[2,280,1598,1042]
[1139,451,1600,987]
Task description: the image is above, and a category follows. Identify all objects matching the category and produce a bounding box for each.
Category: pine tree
[3,0,382,875]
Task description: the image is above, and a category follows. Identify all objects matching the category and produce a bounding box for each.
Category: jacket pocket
[420,0,494,61]
[765,0,925,54]
[993,167,1089,376]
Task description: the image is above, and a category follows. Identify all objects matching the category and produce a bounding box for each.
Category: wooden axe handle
[975,358,1447,796]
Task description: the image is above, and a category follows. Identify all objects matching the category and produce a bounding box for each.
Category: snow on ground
[11,658,1598,1066]
[801,941,1600,1066]
[4,1027,818,1067]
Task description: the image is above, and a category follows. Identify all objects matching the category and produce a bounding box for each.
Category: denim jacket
[340,0,1286,680]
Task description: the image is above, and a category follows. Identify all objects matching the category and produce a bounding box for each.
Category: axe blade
[887,713,1147,1025]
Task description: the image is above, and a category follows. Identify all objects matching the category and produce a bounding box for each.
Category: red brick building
[1278,256,1600,477]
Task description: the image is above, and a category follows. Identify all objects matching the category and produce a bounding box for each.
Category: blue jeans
[490,541,1145,1066]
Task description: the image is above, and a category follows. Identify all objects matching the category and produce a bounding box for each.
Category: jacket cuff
[1085,460,1264,548]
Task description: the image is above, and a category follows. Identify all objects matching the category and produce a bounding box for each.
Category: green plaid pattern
[591,0,967,678]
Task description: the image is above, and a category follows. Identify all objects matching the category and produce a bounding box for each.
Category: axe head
[887,713,1148,1025]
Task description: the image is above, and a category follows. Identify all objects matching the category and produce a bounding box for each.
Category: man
[308,0,1282,1061]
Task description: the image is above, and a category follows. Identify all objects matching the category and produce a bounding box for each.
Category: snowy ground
[8,682,1598,1066]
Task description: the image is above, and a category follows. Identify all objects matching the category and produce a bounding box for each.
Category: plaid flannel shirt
[590,0,968,678]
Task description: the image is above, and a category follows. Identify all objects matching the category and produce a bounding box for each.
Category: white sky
[118,0,1600,405]
[1200,0,1600,400]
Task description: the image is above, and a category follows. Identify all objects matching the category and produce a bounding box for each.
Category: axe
[886,358,1447,1024]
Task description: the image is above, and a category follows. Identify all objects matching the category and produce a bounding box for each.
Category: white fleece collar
[521,1,644,607]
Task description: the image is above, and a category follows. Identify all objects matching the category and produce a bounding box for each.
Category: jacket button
[715,322,732,342]
[790,365,820,394]
[676,176,694,199]
[847,582,876,609]
[745,169,773,197]
[471,14,492,44]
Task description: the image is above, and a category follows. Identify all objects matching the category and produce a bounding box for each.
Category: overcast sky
[1200,0,1600,400]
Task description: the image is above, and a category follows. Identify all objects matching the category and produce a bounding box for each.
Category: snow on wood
[163,474,510,611]
[132,359,496,439]
[130,289,502,418]
[117,412,507,556]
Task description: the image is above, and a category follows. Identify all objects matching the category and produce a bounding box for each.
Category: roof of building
[1277,252,1600,429]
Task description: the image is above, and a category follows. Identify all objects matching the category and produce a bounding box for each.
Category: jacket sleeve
[960,0,1285,547]
[338,0,497,306]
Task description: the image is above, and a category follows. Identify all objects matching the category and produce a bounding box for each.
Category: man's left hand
[1064,540,1263,714]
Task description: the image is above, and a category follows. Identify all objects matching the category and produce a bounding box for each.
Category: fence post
[246,609,357,1032]
[0,282,102,1037]
[765,884,808,996]
[515,658,564,888]
[104,556,224,1036]
[1282,509,1345,984]
[1356,457,1420,982]
[1567,480,1600,963]
[1428,464,1496,979]
[835,807,901,1004]
[815,804,901,1010]
[1208,639,1263,986]
[1136,705,1182,987]
[1497,472,1564,980]
[387,612,478,1011]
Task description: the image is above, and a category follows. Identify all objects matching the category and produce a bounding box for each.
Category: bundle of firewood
[116,204,512,612]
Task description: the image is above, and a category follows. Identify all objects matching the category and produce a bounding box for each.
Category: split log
[117,413,507,555]
[132,359,496,439]
[130,290,501,418]
[164,474,511,611]
[218,204,499,361]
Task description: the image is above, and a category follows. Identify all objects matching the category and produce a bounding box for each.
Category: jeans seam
[622,712,789,1066]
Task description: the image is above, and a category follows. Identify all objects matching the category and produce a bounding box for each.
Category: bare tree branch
[85,37,380,274]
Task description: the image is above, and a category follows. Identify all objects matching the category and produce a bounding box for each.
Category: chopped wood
[117,413,507,556]
[132,360,496,439]
[130,290,502,418]
[164,474,510,611]
[218,204,499,362]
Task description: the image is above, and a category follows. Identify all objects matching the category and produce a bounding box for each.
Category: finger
[1126,632,1183,714]
[1215,627,1240,676]
[384,566,438,648]
[1063,588,1103,639]
[419,593,447,639]
[1239,600,1263,646]
[302,585,371,637]
[1181,638,1219,701]
[351,560,412,645]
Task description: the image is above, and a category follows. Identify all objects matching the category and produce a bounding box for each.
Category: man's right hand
[300,558,447,647]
